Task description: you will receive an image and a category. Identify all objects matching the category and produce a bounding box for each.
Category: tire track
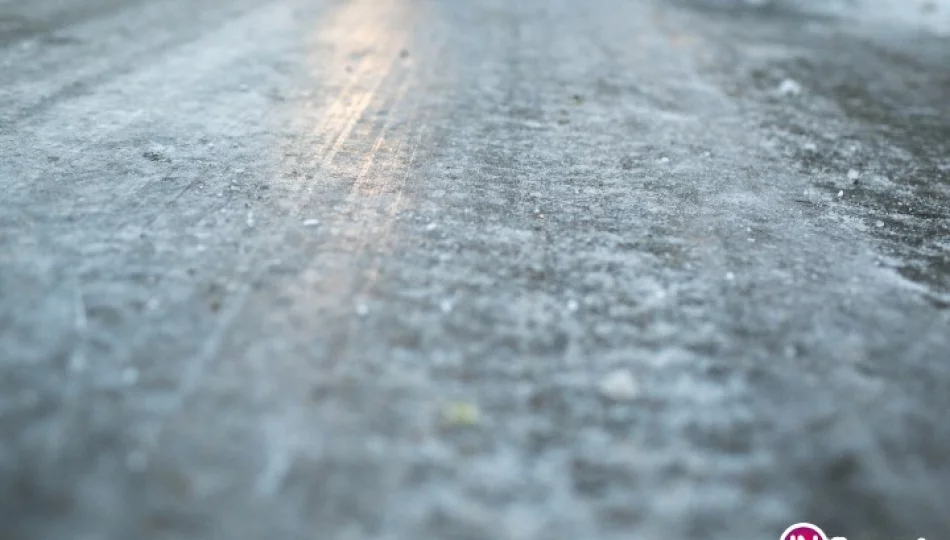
[132,0,431,458]
[0,0,152,48]
[0,0,264,126]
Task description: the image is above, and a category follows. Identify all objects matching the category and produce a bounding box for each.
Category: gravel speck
[142,150,168,162]
[122,367,139,386]
[441,401,481,426]
[126,450,147,472]
[777,78,803,97]
[598,369,640,401]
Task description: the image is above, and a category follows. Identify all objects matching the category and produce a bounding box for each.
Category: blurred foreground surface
[1,0,949,538]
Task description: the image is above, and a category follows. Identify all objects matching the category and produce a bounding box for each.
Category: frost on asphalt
[1,0,949,539]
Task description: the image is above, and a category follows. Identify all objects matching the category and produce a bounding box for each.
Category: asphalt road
[2,0,949,539]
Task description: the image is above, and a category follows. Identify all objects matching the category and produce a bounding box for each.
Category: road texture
[2,0,949,538]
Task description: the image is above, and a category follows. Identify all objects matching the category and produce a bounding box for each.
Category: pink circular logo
[781,523,828,540]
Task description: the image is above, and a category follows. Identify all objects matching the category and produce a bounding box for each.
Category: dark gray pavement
[1,0,949,538]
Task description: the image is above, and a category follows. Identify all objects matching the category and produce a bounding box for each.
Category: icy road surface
[1,0,949,538]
